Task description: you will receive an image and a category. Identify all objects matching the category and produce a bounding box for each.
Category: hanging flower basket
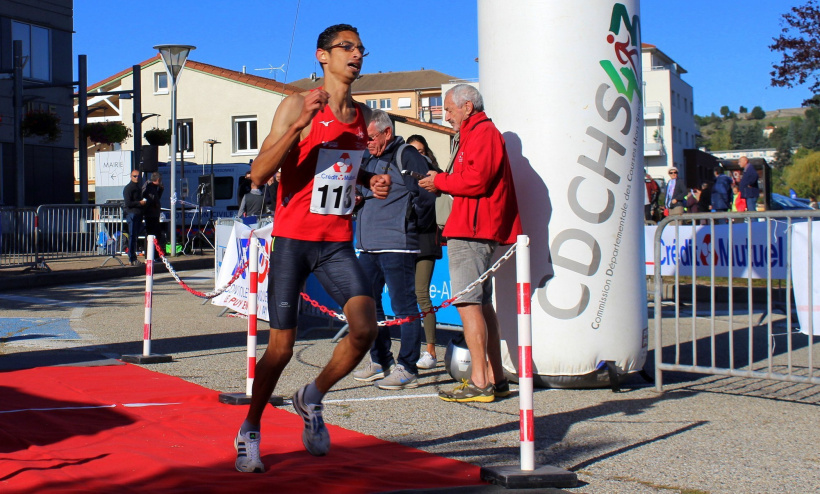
[144,127,172,146]
[84,121,132,145]
[21,110,61,142]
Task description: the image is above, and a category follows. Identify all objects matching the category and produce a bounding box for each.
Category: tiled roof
[88,55,303,96]
[289,69,459,93]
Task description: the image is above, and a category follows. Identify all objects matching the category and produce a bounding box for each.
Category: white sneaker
[416,352,437,370]
[234,429,264,473]
[293,385,330,456]
[375,364,419,390]
[352,360,385,382]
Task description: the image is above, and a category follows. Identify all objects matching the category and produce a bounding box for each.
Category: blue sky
[73,0,809,116]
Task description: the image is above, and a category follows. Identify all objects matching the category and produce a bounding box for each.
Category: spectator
[351,110,436,390]
[262,172,280,215]
[664,167,687,216]
[644,173,660,222]
[406,134,443,369]
[738,156,760,212]
[732,184,747,212]
[142,172,165,246]
[237,171,252,206]
[419,84,522,403]
[123,170,146,266]
[711,167,733,213]
[237,182,264,218]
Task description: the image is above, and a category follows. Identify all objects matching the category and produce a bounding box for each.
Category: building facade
[75,58,455,199]
[642,43,697,182]
[0,0,74,206]
[290,69,457,125]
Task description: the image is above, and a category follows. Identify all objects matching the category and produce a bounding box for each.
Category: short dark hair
[714,166,723,174]
[317,24,358,49]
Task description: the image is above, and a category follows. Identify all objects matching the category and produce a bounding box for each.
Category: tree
[730,121,744,149]
[800,117,820,149]
[783,150,820,197]
[710,126,732,150]
[751,106,767,119]
[739,105,748,114]
[770,1,820,105]
[720,105,730,119]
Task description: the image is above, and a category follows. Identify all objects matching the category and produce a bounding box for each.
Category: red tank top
[273,102,368,241]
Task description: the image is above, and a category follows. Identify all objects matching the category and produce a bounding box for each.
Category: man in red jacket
[419,84,523,402]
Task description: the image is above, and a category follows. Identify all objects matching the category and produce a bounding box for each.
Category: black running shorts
[267,237,370,329]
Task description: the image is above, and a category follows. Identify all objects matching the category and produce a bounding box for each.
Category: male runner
[234,23,391,473]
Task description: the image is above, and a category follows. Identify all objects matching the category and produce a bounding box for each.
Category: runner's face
[320,31,365,81]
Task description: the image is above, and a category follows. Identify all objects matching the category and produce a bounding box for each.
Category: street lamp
[154,44,195,256]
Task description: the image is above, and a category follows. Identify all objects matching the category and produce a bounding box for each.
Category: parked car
[769,193,814,211]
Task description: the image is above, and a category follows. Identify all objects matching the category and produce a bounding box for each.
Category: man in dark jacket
[738,156,760,212]
[123,170,146,265]
[711,167,733,213]
[142,172,165,247]
[351,109,435,391]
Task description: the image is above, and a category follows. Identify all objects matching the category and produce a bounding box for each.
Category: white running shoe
[416,352,437,370]
[234,429,264,473]
[293,385,330,456]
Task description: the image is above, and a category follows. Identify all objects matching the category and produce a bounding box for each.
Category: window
[379,98,391,110]
[683,97,688,113]
[12,21,51,81]
[214,176,234,201]
[398,97,411,109]
[169,119,194,155]
[154,72,168,94]
[233,116,258,153]
[366,99,377,109]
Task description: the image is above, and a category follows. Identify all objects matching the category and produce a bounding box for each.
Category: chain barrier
[299,243,518,326]
[152,238,249,299]
[154,235,516,321]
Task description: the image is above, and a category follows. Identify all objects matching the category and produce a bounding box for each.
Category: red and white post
[516,234,534,471]
[122,235,171,364]
[143,234,155,356]
[245,235,258,396]
[218,234,281,405]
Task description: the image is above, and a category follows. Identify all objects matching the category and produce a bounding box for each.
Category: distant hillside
[696,107,810,151]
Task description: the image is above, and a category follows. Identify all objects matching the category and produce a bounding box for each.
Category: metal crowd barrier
[0,207,37,269]
[653,209,820,391]
[35,204,126,268]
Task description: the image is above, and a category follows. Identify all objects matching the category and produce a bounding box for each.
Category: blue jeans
[357,251,422,374]
[745,197,757,212]
[125,213,143,262]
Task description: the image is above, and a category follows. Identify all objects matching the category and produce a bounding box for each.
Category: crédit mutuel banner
[212,222,272,319]
[479,0,647,383]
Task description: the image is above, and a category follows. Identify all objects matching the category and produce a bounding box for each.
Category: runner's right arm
[250,89,330,186]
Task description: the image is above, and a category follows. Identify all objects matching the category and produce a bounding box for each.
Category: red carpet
[0,364,483,493]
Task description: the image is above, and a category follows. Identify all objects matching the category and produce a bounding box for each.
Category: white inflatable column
[479,0,648,384]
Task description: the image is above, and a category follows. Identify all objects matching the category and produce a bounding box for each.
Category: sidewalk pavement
[0,251,213,292]
[0,255,818,493]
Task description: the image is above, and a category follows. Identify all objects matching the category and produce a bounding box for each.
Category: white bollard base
[121,353,172,364]
[218,392,284,406]
[480,464,578,489]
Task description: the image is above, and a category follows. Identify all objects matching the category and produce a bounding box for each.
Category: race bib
[310,148,363,215]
